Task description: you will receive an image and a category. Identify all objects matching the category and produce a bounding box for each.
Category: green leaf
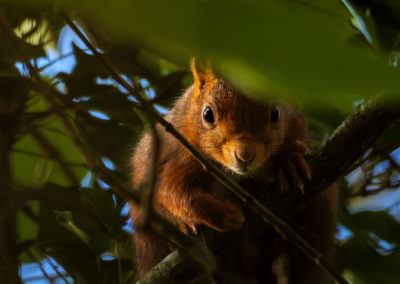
[348,211,400,244]
[337,237,400,284]
[32,159,54,187]
[44,0,400,102]
[12,118,87,187]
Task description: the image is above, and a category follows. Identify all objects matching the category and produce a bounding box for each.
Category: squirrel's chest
[206,160,277,199]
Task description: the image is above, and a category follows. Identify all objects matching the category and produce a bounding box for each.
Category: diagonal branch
[61,13,349,283]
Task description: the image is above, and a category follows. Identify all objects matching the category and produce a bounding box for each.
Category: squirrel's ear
[190,58,215,94]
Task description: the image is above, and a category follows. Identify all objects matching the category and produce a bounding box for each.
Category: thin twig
[12,147,87,168]
[30,128,81,186]
[42,125,76,139]
[20,205,40,223]
[25,249,52,281]
[61,12,348,284]
[38,51,75,72]
[44,255,71,284]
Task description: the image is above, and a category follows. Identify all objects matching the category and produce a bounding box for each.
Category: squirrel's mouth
[229,157,267,176]
[231,162,258,176]
[235,162,248,174]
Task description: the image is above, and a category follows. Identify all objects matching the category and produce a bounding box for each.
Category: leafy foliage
[0,0,399,283]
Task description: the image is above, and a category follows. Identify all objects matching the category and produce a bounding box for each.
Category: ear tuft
[190,58,215,95]
[190,57,201,86]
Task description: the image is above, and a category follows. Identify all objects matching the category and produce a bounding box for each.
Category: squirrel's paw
[218,200,245,231]
[276,140,312,193]
[198,197,245,232]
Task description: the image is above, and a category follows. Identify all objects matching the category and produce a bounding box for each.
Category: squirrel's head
[188,59,289,176]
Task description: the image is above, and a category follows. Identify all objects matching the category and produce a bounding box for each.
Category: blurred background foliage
[0,0,399,283]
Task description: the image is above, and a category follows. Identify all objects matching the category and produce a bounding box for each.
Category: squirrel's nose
[234,147,255,164]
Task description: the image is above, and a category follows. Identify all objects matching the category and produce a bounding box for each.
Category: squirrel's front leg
[157,185,245,234]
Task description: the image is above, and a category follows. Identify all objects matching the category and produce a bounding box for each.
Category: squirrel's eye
[203,106,215,125]
[271,106,280,123]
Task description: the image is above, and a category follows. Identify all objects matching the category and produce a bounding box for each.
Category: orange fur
[130,61,337,283]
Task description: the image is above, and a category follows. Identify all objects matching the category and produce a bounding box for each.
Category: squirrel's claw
[294,152,312,181]
[284,159,304,193]
[277,167,289,193]
[276,140,312,194]
[293,139,310,155]
[179,222,198,235]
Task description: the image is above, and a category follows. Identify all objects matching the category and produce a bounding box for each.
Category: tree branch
[275,95,400,216]
[135,250,215,284]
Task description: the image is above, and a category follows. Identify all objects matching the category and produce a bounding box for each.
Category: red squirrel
[130,60,338,283]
